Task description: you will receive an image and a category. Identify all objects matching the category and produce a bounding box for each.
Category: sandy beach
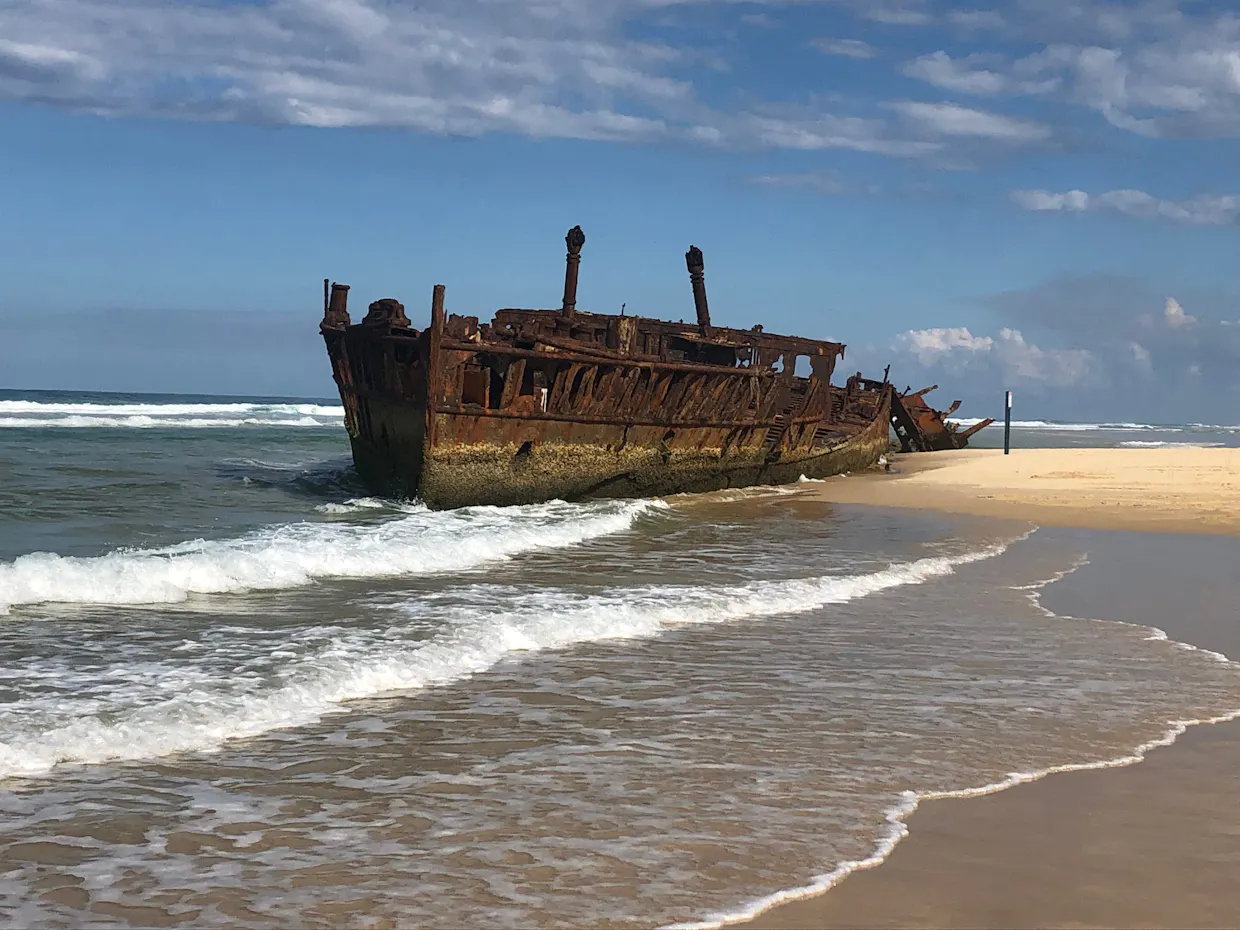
[740,452,1240,930]
[809,447,1240,535]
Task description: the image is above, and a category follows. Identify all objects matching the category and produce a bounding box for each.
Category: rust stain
[890,383,994,453]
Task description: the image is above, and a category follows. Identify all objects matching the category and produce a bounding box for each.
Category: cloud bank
[1012,188,1240,225]
[3,0,1240,159]
[870,275,1240,422]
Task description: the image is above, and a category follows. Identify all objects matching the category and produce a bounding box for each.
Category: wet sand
[809,448,1240,535]
[744,527,1240,930]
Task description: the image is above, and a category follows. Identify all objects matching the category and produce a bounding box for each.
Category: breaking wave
[0,499,664,614]
[948,418,1179,432]
[1119,440,1225,448]
[0,538,1013,777]
[0,400,344,429]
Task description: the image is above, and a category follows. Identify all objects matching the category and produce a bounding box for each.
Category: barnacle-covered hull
[320,229,893,510]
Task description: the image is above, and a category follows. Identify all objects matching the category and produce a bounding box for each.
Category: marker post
[1004,390,1012,455]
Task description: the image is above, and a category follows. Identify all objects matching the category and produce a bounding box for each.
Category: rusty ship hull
[320,229,893,510]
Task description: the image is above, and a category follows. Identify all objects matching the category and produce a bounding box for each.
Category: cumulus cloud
[1128,341,1153,373]
[976,273,1240,419]
[894,326,993,365]
[1163,297,1196,328]
[892,326,1095,387]
[866,268,1240,421]
[1012,188,1240,225]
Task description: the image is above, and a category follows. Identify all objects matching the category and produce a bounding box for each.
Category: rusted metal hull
[357,390,890,509]
[323,327,891,508]
[319,228,895,510]
[890,384,993,453]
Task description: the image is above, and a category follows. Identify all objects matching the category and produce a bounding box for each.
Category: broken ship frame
[319,226,988,509]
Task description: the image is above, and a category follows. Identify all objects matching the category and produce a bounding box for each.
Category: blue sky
[2,0,1239,421]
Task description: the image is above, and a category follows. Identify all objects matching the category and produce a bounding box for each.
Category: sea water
[3,390,1240,928]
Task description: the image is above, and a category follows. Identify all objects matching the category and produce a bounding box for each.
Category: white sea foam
[670,552,1240,930]
[0,416,335,429]
[0,538,1013,777]
[1119,440,1225,448]
[0,400,343,416]
[314,498,400,514]
[0,499,663,614]
[0,400,344,428]
[948,418,1177,432]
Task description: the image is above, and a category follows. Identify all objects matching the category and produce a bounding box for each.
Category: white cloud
[994,328,1095,385]
[1011,189,1090,212]
[2,0,1237,155]
[889,101,1052,141]
[0,0,699,141]
[902,51,1058,96]
[1164,297,1196,328]
[738,111,943,156]
[894,327,994,365]
[936,11,1240,139]
[865,8,934,26]
[1012,188,1240,225]
[811,38,878,60]
[0,0,1059,157]
[893,326,1095,386]
[1128,341,1153,372]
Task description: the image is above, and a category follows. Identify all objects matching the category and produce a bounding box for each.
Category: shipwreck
[319,226,980,509]
[890,384,994,453]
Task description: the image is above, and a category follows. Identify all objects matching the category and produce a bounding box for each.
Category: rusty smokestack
[323,282,351,328]
[562,225,585,316]
[685,245,711,338]
[431,283,446,332]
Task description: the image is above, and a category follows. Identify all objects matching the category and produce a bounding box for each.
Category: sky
[1,0,1239,422]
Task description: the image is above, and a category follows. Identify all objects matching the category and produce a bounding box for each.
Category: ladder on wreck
[762,389,807,459]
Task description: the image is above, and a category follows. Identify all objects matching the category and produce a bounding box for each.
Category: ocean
[3,389,1240,929]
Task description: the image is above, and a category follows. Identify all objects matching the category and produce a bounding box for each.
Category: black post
[1004,390,1012,455]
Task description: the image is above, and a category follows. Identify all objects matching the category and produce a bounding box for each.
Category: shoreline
[685,553,1240,930]
[737,721,1240,930]
[722,501,1240,930]
[807,447,1240,536]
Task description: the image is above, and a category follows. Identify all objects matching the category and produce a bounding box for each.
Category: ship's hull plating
[322,304,891,510]
[345,394,890,509]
